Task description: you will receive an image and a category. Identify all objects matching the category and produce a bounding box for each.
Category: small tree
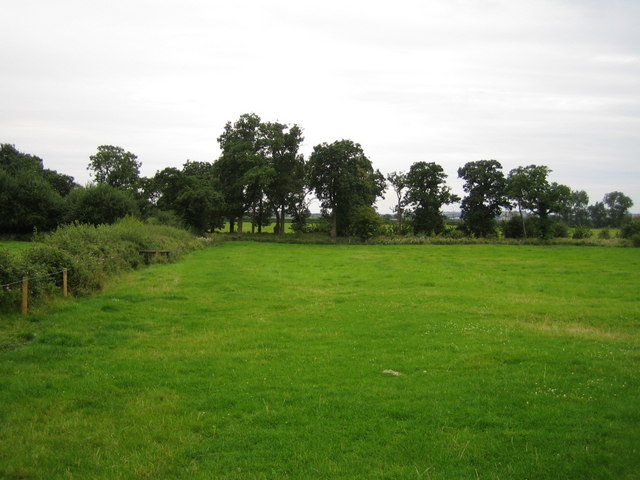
[386,171,408,234]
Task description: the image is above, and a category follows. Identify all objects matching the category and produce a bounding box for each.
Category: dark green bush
[0,249,22,310]
[501,217,540,239]
[553,222,570,238]
[621,220,640,239]
[598,228,611,239]
[349,206,382,241]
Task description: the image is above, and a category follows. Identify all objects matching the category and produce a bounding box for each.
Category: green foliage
[501,216,540,239]
[507,165,572,239]
[0,249,21,309]
[349,205,382,241]
[553,221,570,238]
[603,191,633,227]
[0,145,67,234]
[565,190,590,226]
[458,159,508,237]
[88,145,141,190]
[572,225,592,239]
[386,171,408,232]
[620,219,640,239]
[153,162,225,233]
[64,184,139,225]
[598,228,611,239]
[404,162,460,235]
[260,122,306,234]
[308,139,385,240]
[215,113,263,231]
[632,234,640,247]
[0,218,200,308]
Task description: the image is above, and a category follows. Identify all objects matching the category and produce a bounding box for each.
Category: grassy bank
[1,243,638,479]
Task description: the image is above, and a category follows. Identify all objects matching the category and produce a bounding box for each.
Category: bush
[64,184,139,225]
[349,206,382,241]
[41,218,198,294]
[0,249,22,310]
[632,234,640,248]
[21,245,75,298]
[598,228,611,239]
[621,220,640,239]
[572,226,592,239]
[501,217,540,239]
[443,225,466,239]
[553,222,570,238]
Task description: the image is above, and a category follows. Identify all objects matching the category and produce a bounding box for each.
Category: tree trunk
[330,208,337,242]
[229,219,235,234]
[518,204,527,239]
[238,217,243,233]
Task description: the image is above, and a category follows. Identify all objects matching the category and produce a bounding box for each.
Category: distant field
[0,240,34,253]
[214,222,296,234]
[1,243,638,479]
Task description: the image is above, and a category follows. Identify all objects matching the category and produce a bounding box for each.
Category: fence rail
[1,268,69,315]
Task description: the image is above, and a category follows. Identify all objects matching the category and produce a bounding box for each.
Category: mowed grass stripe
[0,243,639,479]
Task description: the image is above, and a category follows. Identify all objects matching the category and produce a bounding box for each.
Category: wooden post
[62,268,68,297]
[21,277,28,315]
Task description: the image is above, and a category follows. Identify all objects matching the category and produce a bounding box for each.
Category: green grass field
[0,240,35,253]
[1,243,639,479]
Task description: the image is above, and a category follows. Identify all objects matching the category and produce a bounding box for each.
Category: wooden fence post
[21,277,28,315]
[62,268,68,297]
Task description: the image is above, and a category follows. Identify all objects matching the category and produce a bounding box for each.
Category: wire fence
[1,268,70,315]
[0,269,68,289]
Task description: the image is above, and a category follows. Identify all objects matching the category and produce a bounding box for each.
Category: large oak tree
[307,140,385,241]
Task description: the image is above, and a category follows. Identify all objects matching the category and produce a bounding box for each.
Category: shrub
[620,219,640,239]
[0,249,22,310]
[553,222,570,238]
[501,217,540,239]
[632,234,640,248]
[41,218,198,294]
[572,226,592,239]
[443,225,466,239]
[64,184,139,225]
[598,228,611,239]
[21,245,74,298]
[349,206,382,241]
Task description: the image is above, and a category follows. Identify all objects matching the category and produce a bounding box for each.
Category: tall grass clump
[0,218,201,311]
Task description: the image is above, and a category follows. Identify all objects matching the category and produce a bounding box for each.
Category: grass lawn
[1,243,639,479]
[0,240,35,253]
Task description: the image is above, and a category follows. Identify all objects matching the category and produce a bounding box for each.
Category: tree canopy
[307,140,385,240]
[404,162,459,235]
[88,145,141,190]
[458,160,508,237]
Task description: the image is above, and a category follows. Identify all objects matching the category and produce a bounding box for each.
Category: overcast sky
[2,0,639,213]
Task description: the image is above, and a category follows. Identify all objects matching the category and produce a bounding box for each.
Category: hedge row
[0,217,203,312]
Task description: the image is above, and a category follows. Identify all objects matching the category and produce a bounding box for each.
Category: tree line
[1,113,635,240]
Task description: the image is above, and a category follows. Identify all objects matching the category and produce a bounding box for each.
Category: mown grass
[0,243,639,479]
